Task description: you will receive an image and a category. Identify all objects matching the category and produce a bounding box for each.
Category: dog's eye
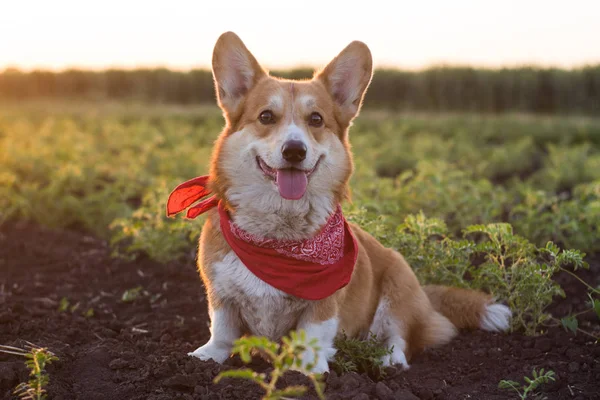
[259,110,275,125]
[309,112,323,127]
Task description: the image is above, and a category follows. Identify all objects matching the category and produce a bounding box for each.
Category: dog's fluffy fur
[188,32,511,372]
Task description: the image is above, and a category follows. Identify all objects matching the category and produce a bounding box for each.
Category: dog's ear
[212,32,267,116]
[316,41,373,124]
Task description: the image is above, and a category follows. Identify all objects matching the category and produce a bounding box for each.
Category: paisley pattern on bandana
[228,206,345,265]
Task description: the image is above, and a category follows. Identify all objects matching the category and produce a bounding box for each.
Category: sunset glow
[1,0,598,71]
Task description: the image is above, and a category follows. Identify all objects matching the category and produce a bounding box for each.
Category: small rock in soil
[326,370,341,389]
[109,358,130,370]
[160,333,172,343]
[568,362,580,373]
[413,387,434,400]
[339,372,361,391]
[163,374,197,390]
[0,362,18,388]
[375,381,394,400]
[394,389,420,400]
[353,394,370,400]
[534,337,553,352]
[565,347,584,359]
[0,312,12,324]
[194,385,208,395]
[521,349,538,359]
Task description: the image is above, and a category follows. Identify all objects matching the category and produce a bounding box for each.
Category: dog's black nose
[282,140,307,163]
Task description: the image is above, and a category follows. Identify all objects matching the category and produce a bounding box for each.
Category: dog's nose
[281,140,307,163]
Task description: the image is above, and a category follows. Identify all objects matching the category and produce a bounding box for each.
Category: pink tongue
[276,169,308,200]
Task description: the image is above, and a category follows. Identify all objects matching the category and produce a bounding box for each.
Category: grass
[499,368,556,399]
[1,101,599,335]
[0,343,58,400]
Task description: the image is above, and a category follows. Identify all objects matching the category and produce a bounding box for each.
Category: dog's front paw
[381,347,410,370]
[291,349,330,374]
[309,356,330,374]
[188,343,230,363]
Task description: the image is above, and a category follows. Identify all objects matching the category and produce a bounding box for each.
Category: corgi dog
[167,31,511,373]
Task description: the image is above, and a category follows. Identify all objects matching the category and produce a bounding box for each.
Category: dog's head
[209,32,372,237]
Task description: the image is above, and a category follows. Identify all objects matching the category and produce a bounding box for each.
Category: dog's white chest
[211,251,308,340]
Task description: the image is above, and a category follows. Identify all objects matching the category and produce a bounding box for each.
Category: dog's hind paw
[480,303,511,332]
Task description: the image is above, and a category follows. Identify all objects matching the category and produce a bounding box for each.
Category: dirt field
[1,222,599,400]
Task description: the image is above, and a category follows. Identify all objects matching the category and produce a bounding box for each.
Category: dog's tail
[424,285,511,332]
[414,285,511,351]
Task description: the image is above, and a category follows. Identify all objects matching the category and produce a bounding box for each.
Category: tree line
[1,66,598,114]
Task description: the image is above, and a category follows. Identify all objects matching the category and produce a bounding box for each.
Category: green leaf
[498,380,520,389]
[560,315,578,334]
[589,294,600,320]
[121,286,143,302]
[58,297,69,312]
[271,385,307,398]
[214,369,258,383]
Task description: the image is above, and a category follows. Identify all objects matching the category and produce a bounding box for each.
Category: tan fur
[423,285,493,330]
[189,32,509,369]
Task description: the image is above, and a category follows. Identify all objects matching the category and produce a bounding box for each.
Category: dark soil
[1,222,599,400]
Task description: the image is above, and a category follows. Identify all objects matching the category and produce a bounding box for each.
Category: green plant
[0,343,58,400]
[347,208,586,335]
[214,330,325,400]
[3,103,599,337]
[332,332,393,379]
[465,227,586,335]
[57,297,69,312]
[557,269,600,339]
[499,368,556,399]
[510,181,600,252]
[121,286,144,302]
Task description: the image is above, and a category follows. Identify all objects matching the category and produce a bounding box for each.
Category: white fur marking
[297,317,338,373]
[369,299,410,369]
[211,251,307,340]
[189,307,240,363]
[268,94,284,111]
[385,336,409,369]
[480,303,512,332]
[285,122,309,143]
[299,94,316,108]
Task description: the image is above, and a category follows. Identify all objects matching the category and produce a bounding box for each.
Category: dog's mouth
[256,156,321,200]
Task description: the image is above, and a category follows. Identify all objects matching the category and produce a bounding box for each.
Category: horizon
[1,0,599,72]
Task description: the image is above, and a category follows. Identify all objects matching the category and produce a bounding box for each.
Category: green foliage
[560,315,579,334]
[121,286,144,302]
[348,208,586,335]
[499,368,556,399]
[331,332,393,379]
[2,103,600,336]
[464,226,586,335]
[510,181,600,252]
[83,308,95,318]
[214,330,325,400]
[109,180,203,262]
[590,293,600,320]
[0,343,58,400]
[57,297,69,312]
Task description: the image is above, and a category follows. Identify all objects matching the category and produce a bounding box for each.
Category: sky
[0,0,599,71]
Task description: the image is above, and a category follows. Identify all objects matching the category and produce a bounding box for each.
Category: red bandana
[166,176,358,300]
